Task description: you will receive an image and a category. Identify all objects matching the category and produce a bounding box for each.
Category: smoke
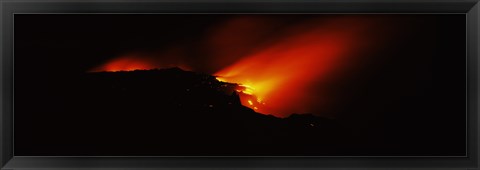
[214,16,390,117]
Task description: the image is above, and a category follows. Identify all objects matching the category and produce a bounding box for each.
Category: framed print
[1,0,479,169]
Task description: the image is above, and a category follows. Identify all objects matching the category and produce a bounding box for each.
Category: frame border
[1,0,479,169]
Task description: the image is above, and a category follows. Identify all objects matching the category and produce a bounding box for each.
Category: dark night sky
[14,14,467,156]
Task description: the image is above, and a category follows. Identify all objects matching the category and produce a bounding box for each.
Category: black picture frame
[1,0,479,169]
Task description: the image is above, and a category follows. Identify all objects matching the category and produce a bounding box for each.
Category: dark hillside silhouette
[44,68,352,155]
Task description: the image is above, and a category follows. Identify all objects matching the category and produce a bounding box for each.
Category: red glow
[89,56,156,72]
[202,16,287,73]
[215,17,382,118]
[89,52,191,72]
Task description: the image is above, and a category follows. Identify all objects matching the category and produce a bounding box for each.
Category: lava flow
[213,17,381,117]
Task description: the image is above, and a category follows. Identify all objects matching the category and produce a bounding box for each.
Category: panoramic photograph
[14,14,466,156]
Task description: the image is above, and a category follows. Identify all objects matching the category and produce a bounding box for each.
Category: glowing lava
[89,53,190,72]
[214,17,381,118]
[89,55,156,72]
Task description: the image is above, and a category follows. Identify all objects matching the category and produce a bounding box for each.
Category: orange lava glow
[89,56,156,72]
[214,17,382,118]
[89,53,191,72]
